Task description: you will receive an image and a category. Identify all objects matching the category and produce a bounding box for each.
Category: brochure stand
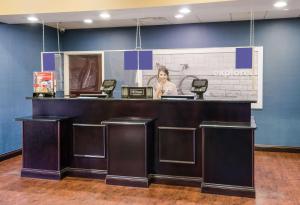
[33,72,55,97]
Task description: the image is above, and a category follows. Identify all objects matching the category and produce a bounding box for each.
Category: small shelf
[199,119,256,130]
[16,116,71,122]
[102,117,155,125]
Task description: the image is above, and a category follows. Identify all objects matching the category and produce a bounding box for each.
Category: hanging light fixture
[27,16,39,22]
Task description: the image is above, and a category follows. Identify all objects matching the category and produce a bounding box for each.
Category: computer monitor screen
[192,79,207,88]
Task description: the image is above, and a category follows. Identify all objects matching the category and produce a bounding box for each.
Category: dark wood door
[69,54,102,96]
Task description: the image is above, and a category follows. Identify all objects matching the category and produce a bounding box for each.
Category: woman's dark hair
[157,66,170,81]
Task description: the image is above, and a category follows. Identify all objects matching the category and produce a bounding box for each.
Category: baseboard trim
[21,167,68,180]
[0,149,22,162]
[201,182,255,198]
[150,174,202,187]
[106,175,149,188]
[255,144,300,153]
[67,168,107,179]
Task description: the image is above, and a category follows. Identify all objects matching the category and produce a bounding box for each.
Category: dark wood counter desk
[102,117,155,187]
[17,97,256,197]
[16,116,72,179]
[200,120,256,197]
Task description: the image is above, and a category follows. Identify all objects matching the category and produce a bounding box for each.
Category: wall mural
[142,47,263,108]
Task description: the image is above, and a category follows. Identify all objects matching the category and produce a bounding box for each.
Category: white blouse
[154,81,178,98]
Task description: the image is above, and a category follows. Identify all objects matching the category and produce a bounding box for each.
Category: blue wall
[62,21,252,50]
[1,18,298,155]
[253,19,300,146]
[62,18,300,147]
[0,23,58,155]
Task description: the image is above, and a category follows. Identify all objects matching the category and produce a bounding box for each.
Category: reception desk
[17,97,256,197]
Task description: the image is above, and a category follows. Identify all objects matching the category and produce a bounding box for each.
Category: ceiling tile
[139,17,171,26]
[231,11,267,21]
[196,13,230,22]
[253,11,267,20]
[167,15,200,25]
[231,12,251,21]
[266,9,300,19]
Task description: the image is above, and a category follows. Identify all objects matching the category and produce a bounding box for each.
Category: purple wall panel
[124,51,138,70]
[236,48,252,69]
[139,51,153,70]
[43,53,56,71]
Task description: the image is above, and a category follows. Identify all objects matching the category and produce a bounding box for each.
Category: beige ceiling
[0,0,230,15]
[0,0,299,30]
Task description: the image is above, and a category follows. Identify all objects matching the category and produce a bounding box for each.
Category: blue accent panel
[139,51,153,70]
[0,23,58,155]
[124,51,138,70]
[60,18,300,147]
[43,53,55,71]
[236,47,252,69]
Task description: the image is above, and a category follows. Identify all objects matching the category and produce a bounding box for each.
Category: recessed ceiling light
[179,8,191,14]
[83,19,93,24]
[175,14,184,19]
[27,16,39,22]
[99,12,111,19]
[273,1,287,8]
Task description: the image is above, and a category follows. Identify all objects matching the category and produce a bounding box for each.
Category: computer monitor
[191,79,208,99]
[161,95,194,100]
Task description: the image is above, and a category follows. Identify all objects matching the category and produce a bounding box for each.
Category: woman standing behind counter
[154,66,178,99]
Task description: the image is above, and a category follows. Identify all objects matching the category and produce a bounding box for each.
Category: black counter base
[201,182,256,198]
[21,168,68,180]
[150,174,202,187]
[106,175,150,188]
[67,168,107,179]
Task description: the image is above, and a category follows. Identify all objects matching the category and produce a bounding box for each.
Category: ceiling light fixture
[175,14,184,19]
[273,1,287,8]
[27,16,39,22]
[100,12,111,19]
[179,8,191,14]
[83,19,93,24]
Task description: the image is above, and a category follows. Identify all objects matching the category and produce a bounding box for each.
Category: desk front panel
[31,99,251,179]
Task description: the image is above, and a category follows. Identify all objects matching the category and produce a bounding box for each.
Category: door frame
[63,51,105,96]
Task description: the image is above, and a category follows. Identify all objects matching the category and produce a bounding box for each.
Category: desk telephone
[191,79,208,99]
[100,79,117,97]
